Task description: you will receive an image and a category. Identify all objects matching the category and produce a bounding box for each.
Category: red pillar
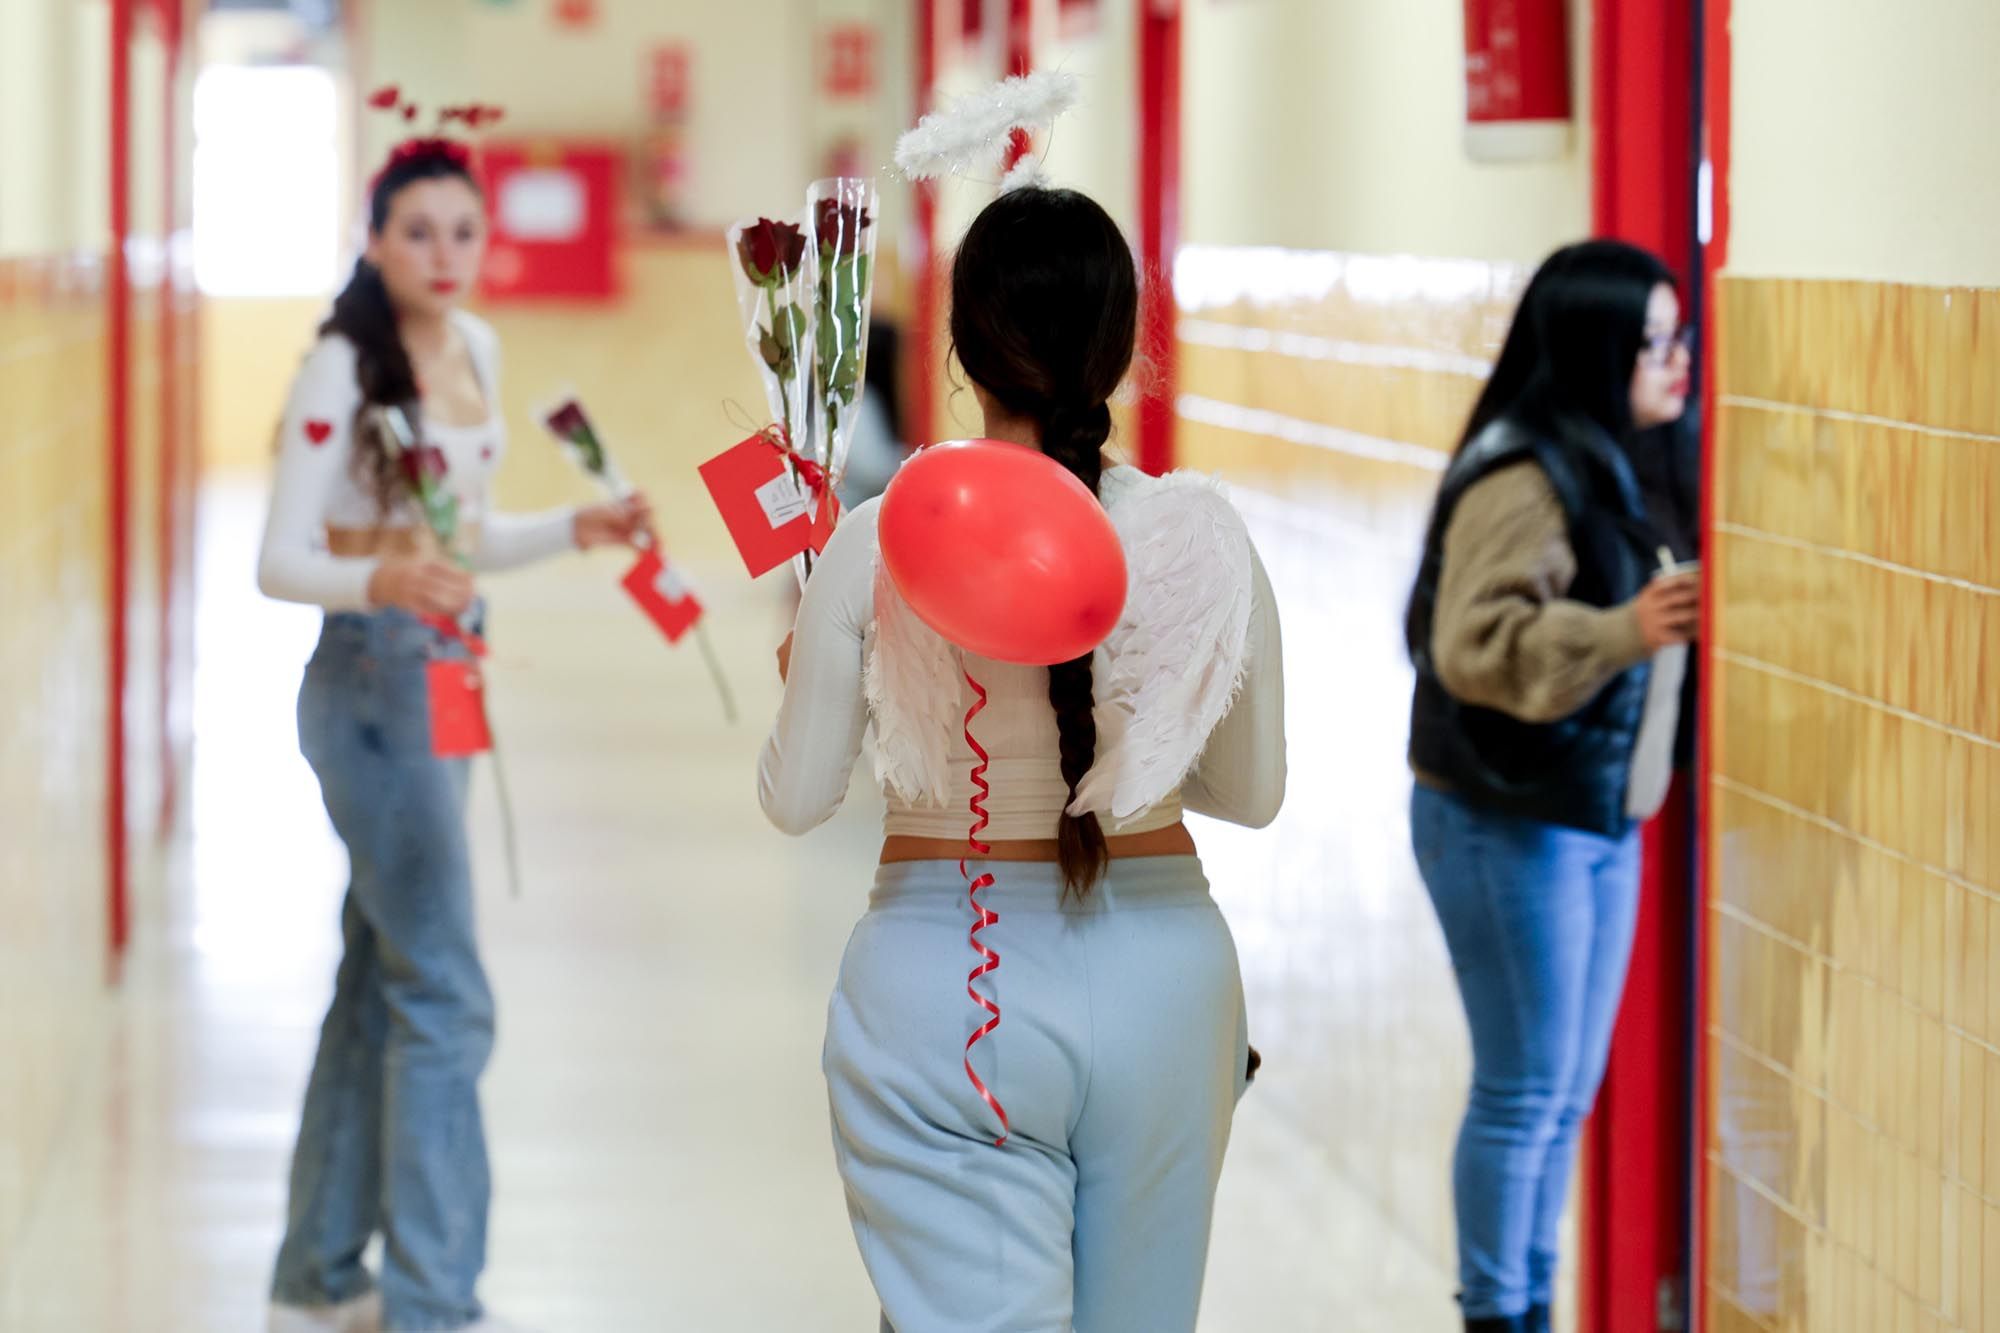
[1592,0,1696,283]
[1002,0,1033,169]
[1135,0,1180,477]
[1581,0,1699,1329]
[108,0,134,968]
[908,0,939,447]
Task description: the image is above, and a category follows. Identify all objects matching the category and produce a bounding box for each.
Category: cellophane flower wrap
[804,177,878,500]
[727,214,815,465]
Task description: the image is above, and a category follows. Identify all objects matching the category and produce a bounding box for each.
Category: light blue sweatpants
[823,856,1249,1333]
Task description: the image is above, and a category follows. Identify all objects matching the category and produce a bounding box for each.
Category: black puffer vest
[1406,418,1658,836]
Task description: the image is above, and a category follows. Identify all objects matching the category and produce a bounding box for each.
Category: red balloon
[878,439,1127,666]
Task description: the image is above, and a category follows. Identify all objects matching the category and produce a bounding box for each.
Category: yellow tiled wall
[1168,245,1543,1306]
[1706,276,2000,1332]
[0,254,114,1277]
[0,0,195,1292]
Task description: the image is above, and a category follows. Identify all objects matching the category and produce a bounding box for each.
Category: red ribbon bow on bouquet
[755,423,828,498]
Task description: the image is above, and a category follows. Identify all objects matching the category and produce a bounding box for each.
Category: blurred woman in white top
[260,138,648,1333]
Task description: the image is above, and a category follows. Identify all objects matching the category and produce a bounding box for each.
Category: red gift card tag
[809,487,841,555]
[698,433,818,577]
[428,659,493,758]
[621,549,704,644]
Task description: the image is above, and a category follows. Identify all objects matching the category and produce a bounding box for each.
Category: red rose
[367,85,402,110]
[736,217,807,285]
[400,444,449,489]
[545,400,589,440]
[813,197,873,256]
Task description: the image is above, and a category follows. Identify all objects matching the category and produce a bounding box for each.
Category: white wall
[1727,0,2000,287]
[1182,0,1592,262]
[363,0,816,231]
[0,0,110,256]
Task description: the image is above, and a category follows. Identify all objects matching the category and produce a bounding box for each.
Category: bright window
[192,65,339,297]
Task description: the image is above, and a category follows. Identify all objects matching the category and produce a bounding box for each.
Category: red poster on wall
[1058,0,1100,39]
[1463,0,1571,160]
[553,0,597,30]
[479,142,621,302]
[650,44,690,122]
[823,25,876,98]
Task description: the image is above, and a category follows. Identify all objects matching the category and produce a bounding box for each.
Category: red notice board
[479,141,622,302]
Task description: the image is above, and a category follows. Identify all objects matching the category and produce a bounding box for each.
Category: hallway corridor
[0,478,1465,1332]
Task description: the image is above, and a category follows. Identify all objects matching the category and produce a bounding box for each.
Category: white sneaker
[268,1290,382,1333]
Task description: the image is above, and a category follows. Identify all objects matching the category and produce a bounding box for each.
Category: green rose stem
[541,402,739,725]
[379,404,524,900]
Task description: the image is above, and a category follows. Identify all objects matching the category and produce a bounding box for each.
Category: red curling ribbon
[959,668,1009,1147]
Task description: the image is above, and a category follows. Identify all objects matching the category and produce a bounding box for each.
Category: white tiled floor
[0,476,1467,1332]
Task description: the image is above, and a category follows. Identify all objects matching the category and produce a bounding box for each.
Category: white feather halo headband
[894,69,1079,192]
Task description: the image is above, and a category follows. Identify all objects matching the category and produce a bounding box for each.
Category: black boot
[1463,1318,1525,1333]
[1524,1304,1551,1333]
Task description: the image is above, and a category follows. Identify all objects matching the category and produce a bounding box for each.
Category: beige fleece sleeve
[1430,461,1651,724]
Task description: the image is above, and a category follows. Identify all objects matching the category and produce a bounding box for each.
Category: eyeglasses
[1640,325,1695,365]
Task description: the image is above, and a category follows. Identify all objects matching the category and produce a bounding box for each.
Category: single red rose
[813,197,873,256]
[544,400,590,440]
[736,217,808,284]
[400,444,449,489]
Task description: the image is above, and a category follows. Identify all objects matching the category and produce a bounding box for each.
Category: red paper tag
[810,487,841,556]
[621,549,704,644]
[427,659,493,757]
[698,433,817,577]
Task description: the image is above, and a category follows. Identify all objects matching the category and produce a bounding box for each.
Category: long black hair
[949,187,1139,898]
[321,144,483,507]
[1407,240,1676,648]
[1453,239,1677,459]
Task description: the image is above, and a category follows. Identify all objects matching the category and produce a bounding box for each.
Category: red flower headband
[366,86,505,192]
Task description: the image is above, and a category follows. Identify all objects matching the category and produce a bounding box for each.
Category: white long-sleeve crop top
[758,464,1287,841]
[256,309,578,610]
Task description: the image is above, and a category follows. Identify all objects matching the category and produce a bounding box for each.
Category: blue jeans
[824,858,1249,1333]
[271,608,495,1332]
[1410,785,1641,1321]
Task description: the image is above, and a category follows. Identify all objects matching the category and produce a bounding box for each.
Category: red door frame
[1689,0,1732,1323]
[108,0,134,967]
[1581,0,1700,1328]
[908,0,939,448]
[1135,0,1179,477]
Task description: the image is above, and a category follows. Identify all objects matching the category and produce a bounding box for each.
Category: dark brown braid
[948,188,1137,897]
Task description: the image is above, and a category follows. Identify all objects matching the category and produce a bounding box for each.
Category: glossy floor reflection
[2,474,1470,1332]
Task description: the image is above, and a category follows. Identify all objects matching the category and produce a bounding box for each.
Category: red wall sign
[650,43,691,122]
[479,141,621,302]
[553,0,598,30]
[1463,0,1571,124]
[823,25,877,98]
